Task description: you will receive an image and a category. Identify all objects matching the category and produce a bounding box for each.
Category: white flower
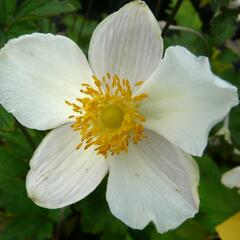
[222,166,240,194]
[0,0,238,233]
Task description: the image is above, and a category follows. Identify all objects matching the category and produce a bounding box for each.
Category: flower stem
[161,0,183,37]
[16,120,36,150]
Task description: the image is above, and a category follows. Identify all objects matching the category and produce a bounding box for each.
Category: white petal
[26,123,108,209]
[88,1,163,85]
[106,130,199,233]
[221,166,240,189]
[138,46,239,156]
[0,33,92,130]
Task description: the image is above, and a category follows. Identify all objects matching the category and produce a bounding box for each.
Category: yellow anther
[82,83,91,87]
[107,72,111,79]
[65,100,72,106]
[135,81,144,86]
[133,93,148,101]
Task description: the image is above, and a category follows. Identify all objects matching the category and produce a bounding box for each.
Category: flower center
[65,73,148,158]
[101,105,124,129]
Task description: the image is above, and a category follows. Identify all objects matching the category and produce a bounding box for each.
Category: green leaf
[0,163,53,239]
[217,48,240,64]
[196,156,240,232]
[211,48,240,88]
[75,180,127,236]
[126,234,134,240]
[0,105,14,132]
[101,233,128,240]
[68,0,82,9]
[63,15,98,53]
[0,129,33,159]
[0,147,27,178]
[210,11,237,46]
[164,32,208,56]
[6,21,37,39]
[150,220,209,240]
[210,0,229,10]
[164,0,207,55]
[230,108,240,146]
[0,215,53,240]
[37,18,57,33]
[16,0,76,19]
[173,0,202,30]
[0,0,17,24]
[0,132,54,240]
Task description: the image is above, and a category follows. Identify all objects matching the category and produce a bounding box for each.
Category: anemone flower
[0,0,238,233]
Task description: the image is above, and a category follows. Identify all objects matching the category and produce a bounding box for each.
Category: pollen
[66,73,148,158]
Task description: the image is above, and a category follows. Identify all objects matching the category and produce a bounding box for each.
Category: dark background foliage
[0,0,240,239]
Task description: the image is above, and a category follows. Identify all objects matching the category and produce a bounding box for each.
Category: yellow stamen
[107,72,111,79]
[135,80,144,86]
[66,73,148,158]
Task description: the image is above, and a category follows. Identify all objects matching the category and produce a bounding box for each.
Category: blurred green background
[0,0,240,239]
